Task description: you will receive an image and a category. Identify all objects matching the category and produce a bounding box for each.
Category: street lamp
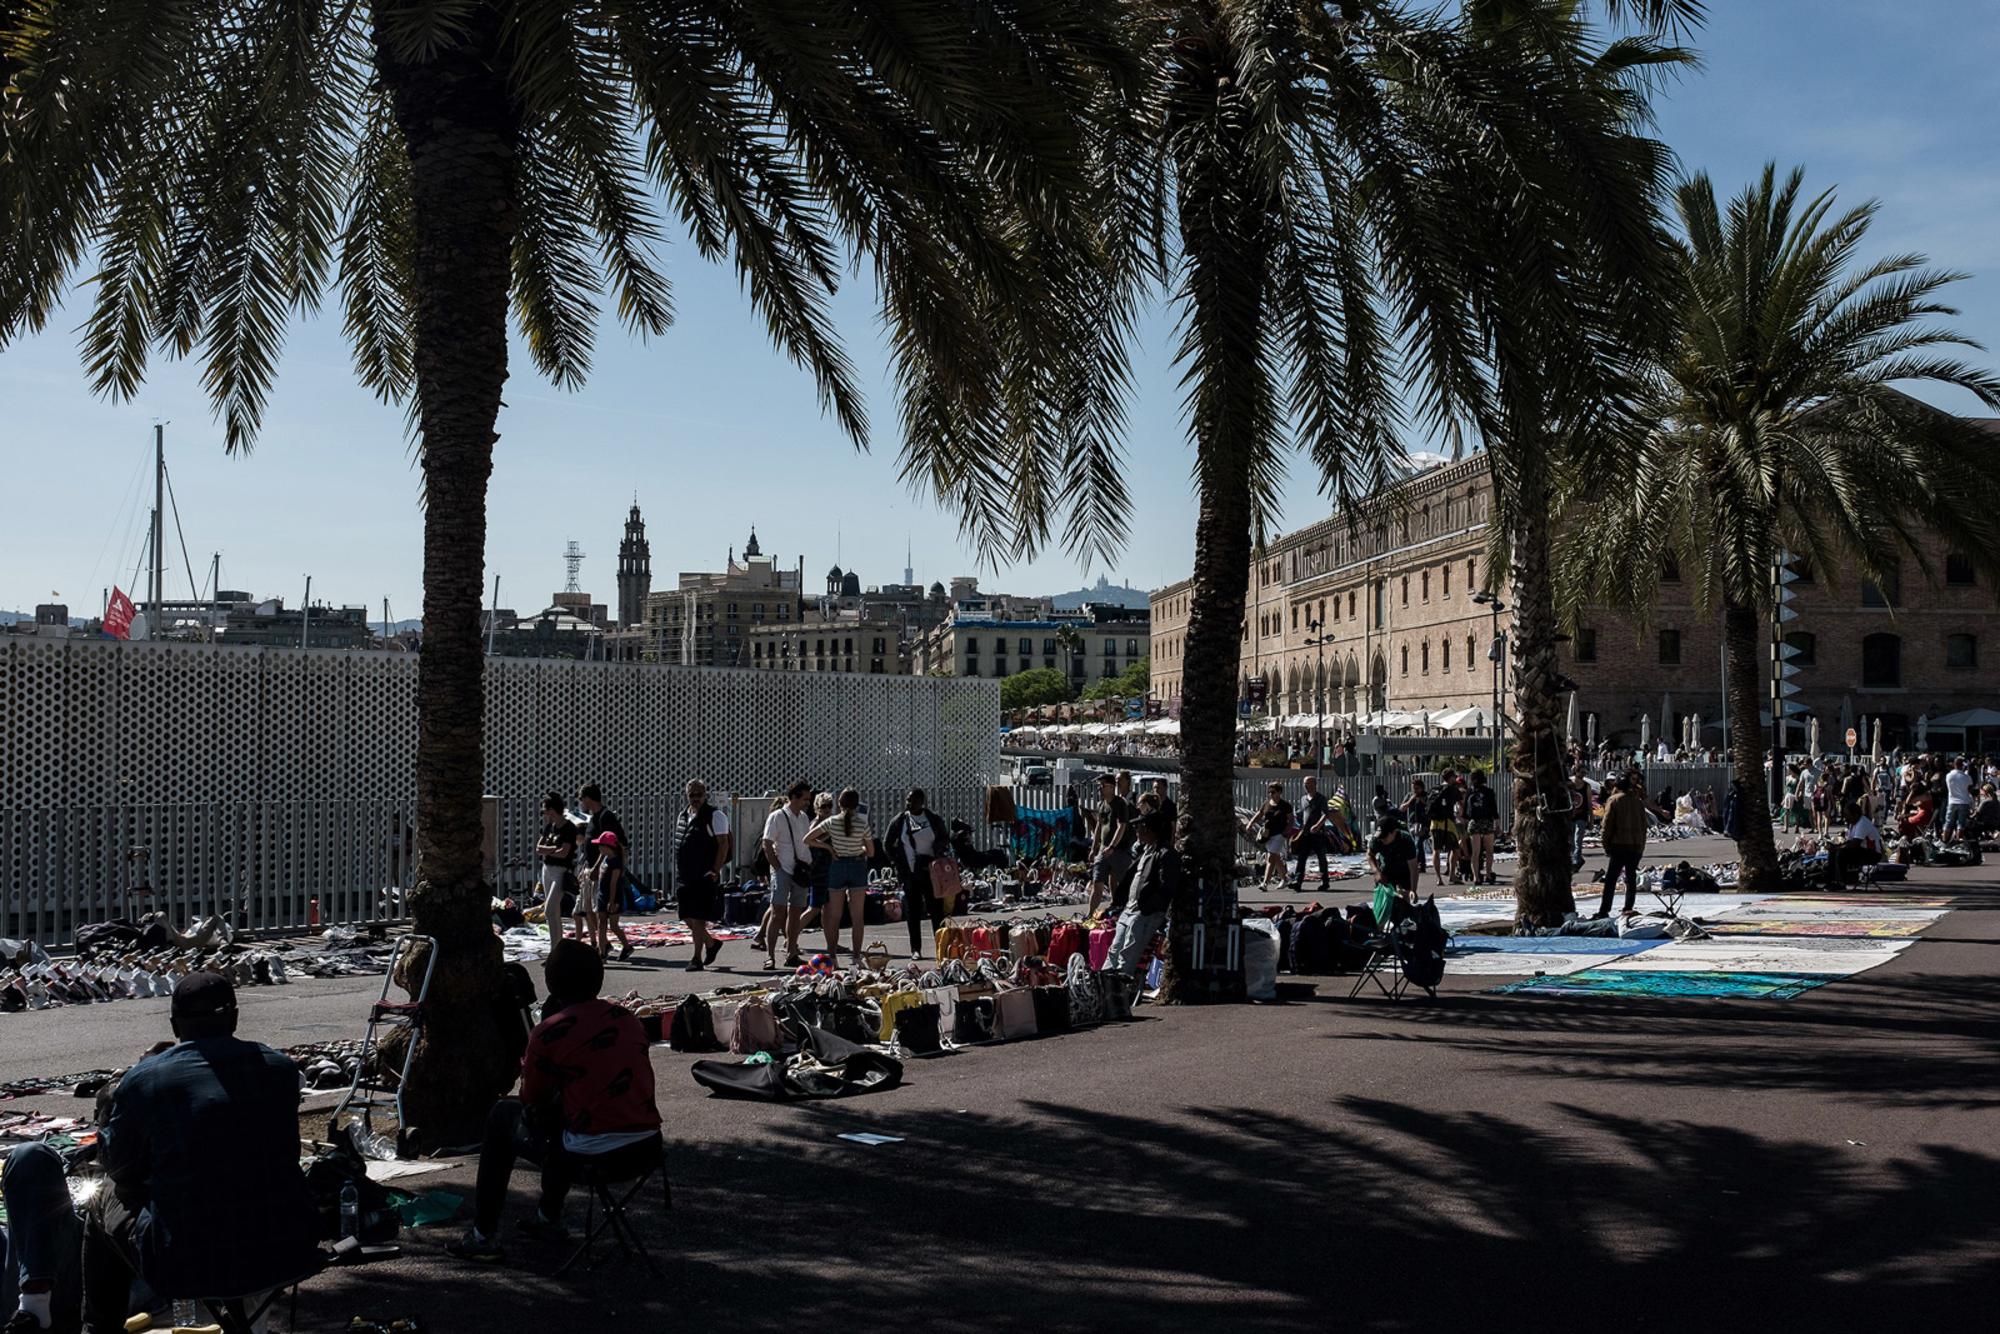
[1473,592,1508,776]
[1303,616,1335,782]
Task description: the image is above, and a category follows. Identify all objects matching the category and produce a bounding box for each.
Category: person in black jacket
[82,972,318,1331]
[1288,775,1332,890]
[1463,769,1502,885]
[885,789,946,959]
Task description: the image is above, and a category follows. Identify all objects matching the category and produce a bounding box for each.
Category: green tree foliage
[1081,656,1149,702]
[1000,667,1075,710]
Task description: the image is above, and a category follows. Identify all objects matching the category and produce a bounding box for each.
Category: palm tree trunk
[1724,599,1782,889]
[377,13,523,1144]
[1508,495,1578,927]
[1163,109,1265,1003]
[1168,456,1254,1003]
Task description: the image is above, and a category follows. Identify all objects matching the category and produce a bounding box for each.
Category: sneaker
[704,941,723,965]
[685,958,705,972]
[618,943,634,962]
[515,1212,569,1244]
[447,1230,505,1263]
[5,1308,51,1334]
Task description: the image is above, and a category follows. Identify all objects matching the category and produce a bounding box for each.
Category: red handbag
[969,924,1000,960]
[1047,921,1086,968]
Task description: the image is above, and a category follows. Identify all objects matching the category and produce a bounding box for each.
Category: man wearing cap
[80,972,317,1332]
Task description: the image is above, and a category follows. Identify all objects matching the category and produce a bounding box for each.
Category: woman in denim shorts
[808,787,878,967]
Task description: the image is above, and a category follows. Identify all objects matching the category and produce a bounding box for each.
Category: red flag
[104,587,135,641]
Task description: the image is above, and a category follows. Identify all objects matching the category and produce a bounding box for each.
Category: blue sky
[3,0,1997,619]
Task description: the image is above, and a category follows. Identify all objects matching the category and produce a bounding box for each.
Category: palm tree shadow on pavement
[296,1091,1999,1332]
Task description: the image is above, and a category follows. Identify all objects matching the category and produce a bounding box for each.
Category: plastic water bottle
[339,1180,360,1240]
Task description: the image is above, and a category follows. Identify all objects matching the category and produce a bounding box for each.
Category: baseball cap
[591,831,621,847]
[171,970,237,1023]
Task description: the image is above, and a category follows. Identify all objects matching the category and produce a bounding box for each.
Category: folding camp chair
[555,1136,672,1279]
[1348,896,1416,1000]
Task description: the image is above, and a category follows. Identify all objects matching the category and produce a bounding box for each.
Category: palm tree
[0,1,1122,1136]
[1447,6,1692,926]
[1055,622,1084,692]
[1558,165,2000,889]
[899,0,1697,994]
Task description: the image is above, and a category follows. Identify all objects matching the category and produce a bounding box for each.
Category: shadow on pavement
[298,1087,1998,1332]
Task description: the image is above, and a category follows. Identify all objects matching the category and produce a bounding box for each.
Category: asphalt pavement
[6,837,1995,1331]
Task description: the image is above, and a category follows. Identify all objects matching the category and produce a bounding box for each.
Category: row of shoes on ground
[0,951,291,1012]
[81,945,292,991]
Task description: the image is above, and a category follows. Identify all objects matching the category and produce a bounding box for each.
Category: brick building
[1150,427,2000,750]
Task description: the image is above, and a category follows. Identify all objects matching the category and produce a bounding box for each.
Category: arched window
[1466,634,1477,669]
[1421,571,1430,601]
[1421,641,1430,674]
[1400,645,1409,676]
[1442,638,1451,672]
[1861,633,1902,688]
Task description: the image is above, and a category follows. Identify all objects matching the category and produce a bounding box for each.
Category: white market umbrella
[1871,717,1882,765]
[1809,715,1820,757]
[1639,713,1651,754]
[1564,692,1578,743]
[1915,713,1929,750]
[1660,692,1673,750]
[1586,713,1598,747]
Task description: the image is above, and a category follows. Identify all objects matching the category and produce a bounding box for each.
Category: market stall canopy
[1429,706,1486,730]
[1925,707,2000,730]
[1145,718,1181,736]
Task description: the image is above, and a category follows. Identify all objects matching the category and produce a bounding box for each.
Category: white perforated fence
[1,640,999,943]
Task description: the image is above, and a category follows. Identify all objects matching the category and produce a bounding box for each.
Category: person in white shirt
[1943,759,1976,839]
[759,780,815,970]
[1836,811,1885,884]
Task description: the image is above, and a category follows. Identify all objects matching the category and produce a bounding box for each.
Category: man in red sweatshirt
[450,941,662,1261]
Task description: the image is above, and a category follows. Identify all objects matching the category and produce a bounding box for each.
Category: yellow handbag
[877,988,925,1042]
[934,917,970,962]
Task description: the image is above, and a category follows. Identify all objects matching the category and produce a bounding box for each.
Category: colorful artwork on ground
[1602,938,1910,976]
[1443,951,1617,977]
[1702,918,1933,938]
[1490,969,1835,1000]
[1447,934,1665,955]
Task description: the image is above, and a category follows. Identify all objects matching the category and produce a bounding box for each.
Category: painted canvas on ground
[1446,934,1666,955]
[1443,949,1616,977]
[1491,970,1835,1000]
[1602,938,1910,976]
[1702,918,1934,938]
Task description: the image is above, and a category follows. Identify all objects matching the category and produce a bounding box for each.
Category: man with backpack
[675,780,733,972]
[1463,770,1501,886]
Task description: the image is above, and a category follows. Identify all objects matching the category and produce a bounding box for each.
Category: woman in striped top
[807,787,878,966]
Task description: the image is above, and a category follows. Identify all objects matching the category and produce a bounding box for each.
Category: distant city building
[1152,417,2000,750]
[643,529,804,667]
[482,603,606,660]
[616,501,651,630]
[921,600,1149,685]
[750,608,906,675]
[218,600,373,649]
